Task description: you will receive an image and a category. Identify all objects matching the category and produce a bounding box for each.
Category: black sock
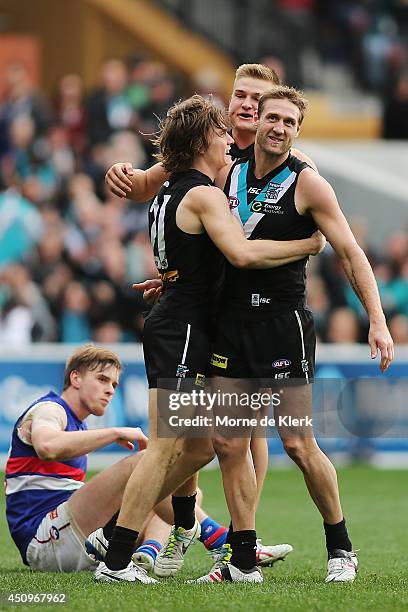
[105,525,139,570]
[226,521,233,545]
[172,493,196,530]
[102,512,119,541]
[324,518,352,555]
[230,530,257,570]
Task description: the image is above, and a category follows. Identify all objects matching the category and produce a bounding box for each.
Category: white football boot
[94,560,158,584]
[188,562,263,584]
[255,539,293,567]
[85,528,108,562]
[325,549,358,583]
[154,519,201,577]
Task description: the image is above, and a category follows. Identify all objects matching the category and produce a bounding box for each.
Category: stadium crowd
[0,57,407,346]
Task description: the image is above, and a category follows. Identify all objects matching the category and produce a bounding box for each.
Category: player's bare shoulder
[182,184,228,213]
[291,148,319,173]
[297,165,336,214]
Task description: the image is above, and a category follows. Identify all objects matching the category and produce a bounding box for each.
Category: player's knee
[282,437,309,466]
[183,441,215,470]
[212,434,249,461]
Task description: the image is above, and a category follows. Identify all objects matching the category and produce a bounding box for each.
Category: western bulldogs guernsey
[148,169,222,328]
[5,391,87,564]
[222,153,317,315]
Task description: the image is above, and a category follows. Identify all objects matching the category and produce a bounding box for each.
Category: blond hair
[63,344,122,390]
[235,63,280,85]
[258,85,308,125]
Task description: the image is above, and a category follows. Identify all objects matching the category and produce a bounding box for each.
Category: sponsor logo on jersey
[250,201,284,214]
[195,373,205,387]
[301,359,309,373]
[210,353,228,369]
[251,294,270,306]
[159,269,179,283]
[274,371,291,379]
[272,358,291,369]
[265,183,284,200]
[248,187,262,194]
[176,364,189,378]
[228,196,240,210]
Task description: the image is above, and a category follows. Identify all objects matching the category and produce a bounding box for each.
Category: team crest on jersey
[265,183,284,200]
[228,196,240,210]
[176,364,189,378]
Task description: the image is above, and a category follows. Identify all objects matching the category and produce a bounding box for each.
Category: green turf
[1,467,408,611]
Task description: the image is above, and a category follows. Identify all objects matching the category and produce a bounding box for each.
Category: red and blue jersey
[5,391,87,564]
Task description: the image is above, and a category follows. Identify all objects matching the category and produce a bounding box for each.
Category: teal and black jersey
[221,153,317,316]
[148,169,222,328]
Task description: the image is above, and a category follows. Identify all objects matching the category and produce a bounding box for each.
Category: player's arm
[298,169,394,372]
[190,186,325,268]
[30,403,147,461]
[105,162,170,200]
[291,148,319,173]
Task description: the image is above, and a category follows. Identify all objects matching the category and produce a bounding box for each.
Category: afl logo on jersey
[228,196,240,210]
[272,358,291,369]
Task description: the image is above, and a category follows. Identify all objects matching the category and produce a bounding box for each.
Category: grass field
[1,466,408,612]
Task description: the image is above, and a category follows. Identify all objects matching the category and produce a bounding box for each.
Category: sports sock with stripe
[199,517,228,550]
[135,539,162,562]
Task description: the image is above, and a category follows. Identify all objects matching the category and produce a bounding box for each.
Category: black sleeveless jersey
[221,153,317,316]
[148,169,221,327]
[229,140,254,162]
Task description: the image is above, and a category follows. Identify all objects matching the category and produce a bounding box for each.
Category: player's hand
[132,279,163,306]
[105,162,134,198]
[114,427,148,451]
[368,319,394,372]
[310,230,326,255]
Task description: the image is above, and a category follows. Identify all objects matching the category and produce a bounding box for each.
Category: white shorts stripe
[294,310,309,384]
[177,324,191,391]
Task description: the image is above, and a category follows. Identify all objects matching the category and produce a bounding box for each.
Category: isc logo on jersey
[251,294,270,306]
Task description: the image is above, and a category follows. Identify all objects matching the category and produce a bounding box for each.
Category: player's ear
[70,369,81,389]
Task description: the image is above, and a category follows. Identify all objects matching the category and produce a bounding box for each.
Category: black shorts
[143,314,211,390]
[210,309,316,385]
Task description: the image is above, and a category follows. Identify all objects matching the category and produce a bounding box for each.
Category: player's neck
[61,389,88,421]
[254,147,289,179]
[191,159,217,182]
[231,127,255,150]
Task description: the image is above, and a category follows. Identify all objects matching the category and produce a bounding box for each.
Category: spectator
[382,73,408,139]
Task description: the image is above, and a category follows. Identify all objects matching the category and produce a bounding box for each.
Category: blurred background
[0,0,407,466]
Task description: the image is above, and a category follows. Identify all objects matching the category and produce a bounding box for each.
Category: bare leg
[250,437,269,509]
[211,377,257,532]
[67,452,142,537]
[275,384,343,524]
[138,512,171,547]
[117,390,184,531]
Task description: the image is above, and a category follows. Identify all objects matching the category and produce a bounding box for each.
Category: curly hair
[152,95,230,173]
